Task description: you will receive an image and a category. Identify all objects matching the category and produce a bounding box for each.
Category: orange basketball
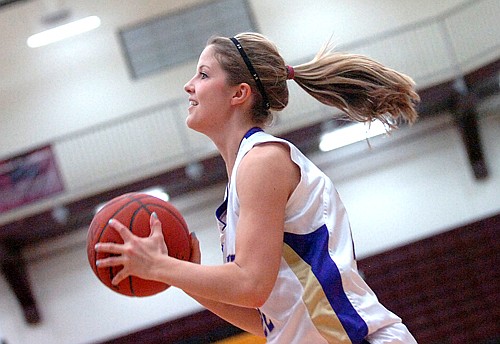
[86,192,191,297]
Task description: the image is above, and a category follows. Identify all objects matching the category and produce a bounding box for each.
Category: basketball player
[96,32,419,343]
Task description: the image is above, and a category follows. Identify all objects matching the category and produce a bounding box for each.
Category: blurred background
[0,0,498,343]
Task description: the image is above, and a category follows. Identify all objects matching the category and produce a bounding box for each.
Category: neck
[210,123,259,179]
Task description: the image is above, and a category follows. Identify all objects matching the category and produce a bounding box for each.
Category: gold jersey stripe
[283,243,352,344]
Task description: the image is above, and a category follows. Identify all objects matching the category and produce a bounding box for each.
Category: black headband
[229,37,270,110]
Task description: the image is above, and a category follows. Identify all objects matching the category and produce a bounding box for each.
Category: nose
[184,77,194,94]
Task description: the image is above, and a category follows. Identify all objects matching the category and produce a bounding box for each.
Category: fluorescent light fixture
[27,15,101,48]
[140,187,170,202]
[94,187,170,214]
[319,121,387,152]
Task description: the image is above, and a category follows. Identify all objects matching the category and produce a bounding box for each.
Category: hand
[189,232,201,264]
[95,212,170,285]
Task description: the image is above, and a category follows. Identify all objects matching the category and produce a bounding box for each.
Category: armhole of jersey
[237,139,302,202]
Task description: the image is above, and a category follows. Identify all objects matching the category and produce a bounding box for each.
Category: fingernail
[191,232,197,239]
[95,260,100,266]
[152,212,158,219]
[94,243,100,250]
[108,219,114,225]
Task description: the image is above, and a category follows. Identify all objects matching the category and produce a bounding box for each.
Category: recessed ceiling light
[94,187,170,214]
[27,15,101,48]
[319,121,387,152]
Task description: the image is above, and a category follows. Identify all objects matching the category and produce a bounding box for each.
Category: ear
[230,83,253,106]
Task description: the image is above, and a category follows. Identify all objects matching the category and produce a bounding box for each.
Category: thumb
[149,212,163,237]
[190,232,201,264]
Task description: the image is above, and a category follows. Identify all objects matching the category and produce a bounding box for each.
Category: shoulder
[240,141,292,174]
[237,141,300,200]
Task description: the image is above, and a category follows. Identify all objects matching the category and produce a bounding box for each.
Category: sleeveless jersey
[215,128,417,344]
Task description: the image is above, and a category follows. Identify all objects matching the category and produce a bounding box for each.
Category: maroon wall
[100,213,499,344]
[358,214,499,344]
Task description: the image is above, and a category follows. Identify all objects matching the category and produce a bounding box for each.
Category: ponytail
[209,33,419,127]
[291,43,420,127]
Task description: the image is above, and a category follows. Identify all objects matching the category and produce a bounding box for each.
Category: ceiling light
[51,205,70,225]
[140,187,170,202]
[94,187,170,214]
[185,162,204,181]
[319,121,387,152]
[27,15,101,48]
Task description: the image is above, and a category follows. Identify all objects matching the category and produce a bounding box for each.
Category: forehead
[197,45,218,67]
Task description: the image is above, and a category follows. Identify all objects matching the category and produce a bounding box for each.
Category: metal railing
[1,0,499,224]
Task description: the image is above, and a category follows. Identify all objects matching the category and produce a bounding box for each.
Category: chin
[185,116,195,130]
[185,115,204,133]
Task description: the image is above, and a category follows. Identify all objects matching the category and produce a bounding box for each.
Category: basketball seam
[94,193,139,294]
[93,193,189,297]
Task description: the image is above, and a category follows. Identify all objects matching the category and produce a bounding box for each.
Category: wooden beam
[452,92,489,180]
[0,241,41,324]
[97,309,243,344]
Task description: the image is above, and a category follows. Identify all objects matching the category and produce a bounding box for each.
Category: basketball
[86,192,191,297]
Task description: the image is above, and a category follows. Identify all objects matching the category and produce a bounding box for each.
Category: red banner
[0,145,64,213]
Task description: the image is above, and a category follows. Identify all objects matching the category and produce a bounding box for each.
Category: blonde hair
[208,32,420,127]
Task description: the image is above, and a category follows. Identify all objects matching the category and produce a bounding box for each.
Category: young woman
[96,32,419,343]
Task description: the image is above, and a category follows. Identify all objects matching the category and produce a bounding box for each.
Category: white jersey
[216,128,417,344]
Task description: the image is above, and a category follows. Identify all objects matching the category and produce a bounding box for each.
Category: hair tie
[229,37,270,110]
[286,65,295,80]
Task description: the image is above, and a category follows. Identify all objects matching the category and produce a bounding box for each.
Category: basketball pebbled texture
[86,192,191,297]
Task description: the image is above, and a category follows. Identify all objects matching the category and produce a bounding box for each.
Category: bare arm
[185,234,264,336]
[189,294,264,336]
[95,142,298,316]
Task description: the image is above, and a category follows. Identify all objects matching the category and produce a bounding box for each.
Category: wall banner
[0,145,64,213]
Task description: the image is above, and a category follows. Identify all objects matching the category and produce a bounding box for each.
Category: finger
[190,232,201,264]
[94,242,125,255]
[149,212,163,237]
[95,255,126,268]
[108,219,134,240]
[111,270,128,286]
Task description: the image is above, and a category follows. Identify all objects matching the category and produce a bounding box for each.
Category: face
[183,45,236,134]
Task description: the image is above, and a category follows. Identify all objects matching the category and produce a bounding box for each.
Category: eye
[200,72,208,79]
